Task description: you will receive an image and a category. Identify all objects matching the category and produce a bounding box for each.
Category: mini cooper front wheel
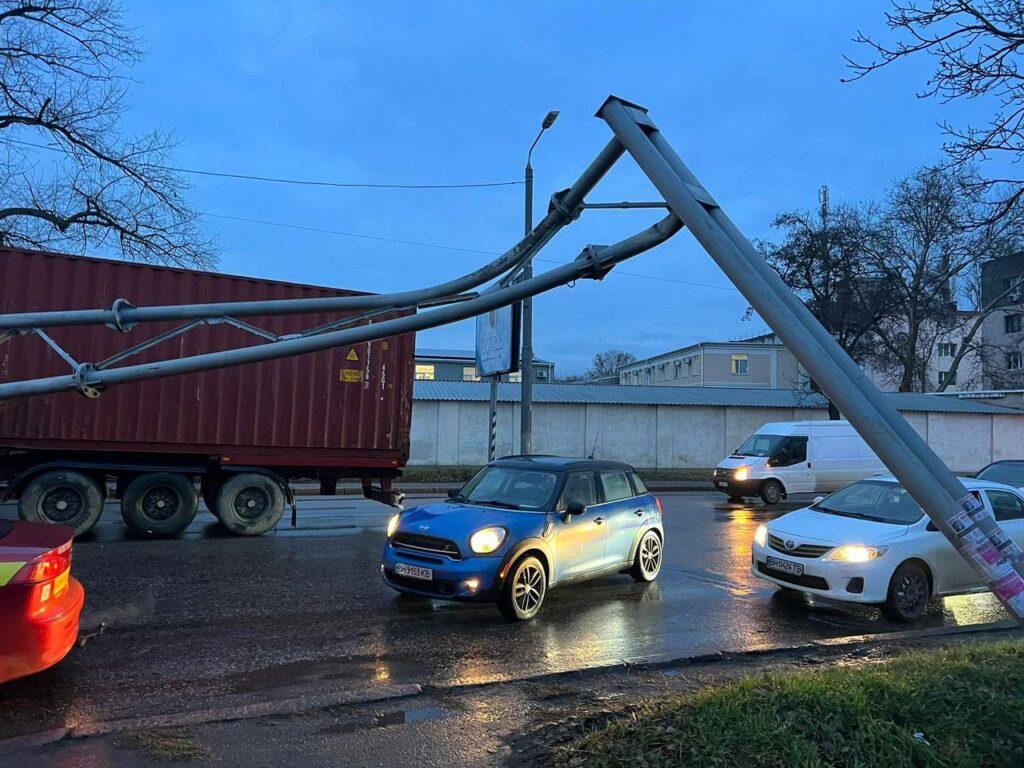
[498,555,547,621]
[631,530,663,582]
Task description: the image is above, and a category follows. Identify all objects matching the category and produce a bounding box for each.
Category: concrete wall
[409,399,1024,472]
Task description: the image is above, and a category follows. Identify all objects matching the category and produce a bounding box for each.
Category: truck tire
[215,473,285,536]
[18,470,105,537]
[121,473,198,535]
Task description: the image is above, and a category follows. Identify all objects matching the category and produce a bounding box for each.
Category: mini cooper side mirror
[812,496,825,505]
[566,501,586,516]
[447,488,460,499]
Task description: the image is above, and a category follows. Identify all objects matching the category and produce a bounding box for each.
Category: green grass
[556,641,1024,768]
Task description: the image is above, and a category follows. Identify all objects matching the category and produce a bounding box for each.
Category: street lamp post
[520,110,558,455]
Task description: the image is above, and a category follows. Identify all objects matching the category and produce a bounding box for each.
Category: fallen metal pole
[0,215,681,400]
[599,95,1024,624]
[0,139,626,334]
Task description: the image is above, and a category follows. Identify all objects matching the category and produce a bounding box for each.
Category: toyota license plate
[395,563,433,581]
[716,481,727,487]
[766,556,803,576]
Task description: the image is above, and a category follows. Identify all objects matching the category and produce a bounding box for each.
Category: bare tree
[588,349,636,379]
[862,166,1021,391]
[759,188,895,367]
[0,0,214,267]
[847,1,1024,217]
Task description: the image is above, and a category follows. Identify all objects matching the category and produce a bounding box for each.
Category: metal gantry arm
[0,213,682,400]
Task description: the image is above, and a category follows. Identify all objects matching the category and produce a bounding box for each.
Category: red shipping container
[0,248,413,472]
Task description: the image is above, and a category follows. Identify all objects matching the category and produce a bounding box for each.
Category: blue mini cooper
[381,456,664,620]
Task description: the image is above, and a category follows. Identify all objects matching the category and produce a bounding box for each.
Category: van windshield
[734,433,785,457]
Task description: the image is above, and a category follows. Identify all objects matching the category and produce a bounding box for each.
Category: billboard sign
[475,304,521,377]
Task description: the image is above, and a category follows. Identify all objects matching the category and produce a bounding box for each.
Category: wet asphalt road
[0,492,1009,742]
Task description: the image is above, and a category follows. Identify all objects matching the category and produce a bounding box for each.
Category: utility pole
[520,110,559,455]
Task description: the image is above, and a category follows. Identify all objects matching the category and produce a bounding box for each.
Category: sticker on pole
[346,349,359,361]
[339,369,361,383]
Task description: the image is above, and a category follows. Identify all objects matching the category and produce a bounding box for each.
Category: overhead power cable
[207,211,741,292]
[2,137,523,190]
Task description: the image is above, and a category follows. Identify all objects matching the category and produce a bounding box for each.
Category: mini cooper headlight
[825,545,887,563]
[734,466,750,481]
[470,526,507,554]
[754,524,768,547]
[386,513,400,538]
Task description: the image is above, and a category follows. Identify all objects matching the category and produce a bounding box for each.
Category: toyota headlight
[470,526,507,554]
[825,545,887,563]
[386,513,400,538]
[754,524,768,547]
[734,466,749,481]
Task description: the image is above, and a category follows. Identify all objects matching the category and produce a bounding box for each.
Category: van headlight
[386,514,400,538]
[825,545,887,562]
[734,466,749,481]
[470,527,507,554]
[754,524,768,547]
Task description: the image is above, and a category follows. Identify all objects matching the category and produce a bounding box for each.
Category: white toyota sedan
[751,476,1024,621]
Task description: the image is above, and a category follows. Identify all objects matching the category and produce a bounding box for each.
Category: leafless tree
[862,166,1022,391]
[847,1,1024,218]
[0,0,214,267]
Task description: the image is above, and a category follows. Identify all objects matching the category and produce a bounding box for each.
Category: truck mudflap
[362,476,404,509]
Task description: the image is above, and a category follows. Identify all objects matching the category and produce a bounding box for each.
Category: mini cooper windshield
[452,466,559,511]
[813,479,924,525]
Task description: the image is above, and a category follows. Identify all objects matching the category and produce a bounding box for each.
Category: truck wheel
[215,473,285,536]
[121,473,198,535]
[18,470,105,537]
[759,479,784,505]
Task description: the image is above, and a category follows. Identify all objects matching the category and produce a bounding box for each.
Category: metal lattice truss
[0,96,1022,624]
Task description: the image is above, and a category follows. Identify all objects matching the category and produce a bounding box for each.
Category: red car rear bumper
[0,576,84,684]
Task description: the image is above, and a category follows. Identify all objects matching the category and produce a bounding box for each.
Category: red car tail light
[14,541,72,584]
[655,497,663,515]
[11,541,73,614]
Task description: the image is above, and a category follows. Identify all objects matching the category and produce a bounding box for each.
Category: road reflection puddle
[324,705,449,734]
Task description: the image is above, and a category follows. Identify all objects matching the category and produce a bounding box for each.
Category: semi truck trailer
[0,248,414,537]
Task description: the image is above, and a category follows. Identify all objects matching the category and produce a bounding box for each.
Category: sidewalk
[292,479,714,496]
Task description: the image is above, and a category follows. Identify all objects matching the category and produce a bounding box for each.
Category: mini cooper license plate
[766,556,804,576]
[395,563,433,581]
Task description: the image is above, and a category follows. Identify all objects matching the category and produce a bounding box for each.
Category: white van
[713,420,885,505]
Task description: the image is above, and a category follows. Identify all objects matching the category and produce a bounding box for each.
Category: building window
[731,354,748,375]
[1008,352,1024,371]
[937,342,957,357]
[938,370,957,386]
[1005,275,1023,292]
[1007,314,1023,334]
[462,366,479,382]
[685,357,694,377]
[673,360,681,379]
[658,363,665,380]
[414,364,435,381]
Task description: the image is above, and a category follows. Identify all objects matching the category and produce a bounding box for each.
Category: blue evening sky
[119,1,990,374]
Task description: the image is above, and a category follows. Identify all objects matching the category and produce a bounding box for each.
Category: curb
[0,683,422,753]
[418,619,1021,695]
